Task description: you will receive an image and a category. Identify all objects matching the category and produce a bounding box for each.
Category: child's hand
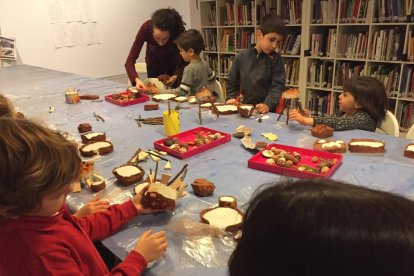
[134,230,168,263]
[255,103,269,114]
[289,109,313,126]
[226,98,237,104]
[300,108,311,117]
[73,197,110,218]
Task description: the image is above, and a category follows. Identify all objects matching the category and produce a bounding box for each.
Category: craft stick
[154,161,159,182]
[167,164,188,186]
[128,148,142,164]
[147,151,171,162]
[168,100,171,115]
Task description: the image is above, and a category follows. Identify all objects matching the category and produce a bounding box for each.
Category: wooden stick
[128,148,142,164]
[154,161,159,182]
[147,151,171,162]
[167,164,188,186]
[168,100,171,115]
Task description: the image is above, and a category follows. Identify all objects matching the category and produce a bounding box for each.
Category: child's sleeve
[75,200,139,241]
[313,112,377,131]
[226,54,241,100]
[171,66,195,96]
[34,249,146,275]
[207,65,216,84]
[263,55,286,111]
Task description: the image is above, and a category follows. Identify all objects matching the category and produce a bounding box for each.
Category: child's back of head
[0,118,81,218]
[0,94,16,117]
[229,179,414,276]
[344,76,388,122]
[174,29,205,54]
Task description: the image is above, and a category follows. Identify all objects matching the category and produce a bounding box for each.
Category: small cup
[163,110,180,136]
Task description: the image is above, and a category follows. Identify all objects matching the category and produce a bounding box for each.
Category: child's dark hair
[0,118,81,218]
[174,29,205,54]
[0,94,14,117]
[151,8,186,39]
[229,179,414,276]
[259,14,287,37]
[344,76,388,122]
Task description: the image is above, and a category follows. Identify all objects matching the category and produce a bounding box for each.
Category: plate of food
[105,91,149,107]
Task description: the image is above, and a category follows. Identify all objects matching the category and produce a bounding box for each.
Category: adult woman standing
[125,8,186,89]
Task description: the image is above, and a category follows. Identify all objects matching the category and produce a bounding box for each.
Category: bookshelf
[199,0,305,99]
[304,0,414,133]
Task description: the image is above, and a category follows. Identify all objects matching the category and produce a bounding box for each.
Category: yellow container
[163,110,180,136]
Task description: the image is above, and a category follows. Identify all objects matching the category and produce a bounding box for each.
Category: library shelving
[305,0,414,132]
[199,0,304,98]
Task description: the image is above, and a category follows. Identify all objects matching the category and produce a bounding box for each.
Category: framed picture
[0,37,16,60]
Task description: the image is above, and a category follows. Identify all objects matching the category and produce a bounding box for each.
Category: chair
[376,110,400,137]
[406,124,414,139]
[207,80,225,103]
[134,62,147,79]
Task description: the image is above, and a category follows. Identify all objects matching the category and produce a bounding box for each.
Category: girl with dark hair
[289,76,388,131]
[229,179,414,276]
[125,8,186,90]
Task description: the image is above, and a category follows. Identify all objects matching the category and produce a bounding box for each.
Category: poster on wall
[0,37,16,60]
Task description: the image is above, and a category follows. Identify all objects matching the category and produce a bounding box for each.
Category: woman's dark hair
[0,118,81,217]
[259,14,287,37]
[151,8,186,39]
[174,29,205,54]
[229,179,414,276]
[344,76,388,122]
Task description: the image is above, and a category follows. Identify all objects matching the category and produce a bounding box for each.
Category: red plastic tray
[248,143,343,179]
[153,127,231,159]
[105,91,149,107]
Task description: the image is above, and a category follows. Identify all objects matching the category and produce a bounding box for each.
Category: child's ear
[256,29,263,40]
[0,206,21,219]
[188,48,195,56]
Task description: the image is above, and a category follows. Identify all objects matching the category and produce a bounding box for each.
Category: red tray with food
[248,143,343,179]
[105,91,149,107]
[153,127,231,159]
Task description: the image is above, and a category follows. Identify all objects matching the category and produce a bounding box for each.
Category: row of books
[338,0,372,23]
[336,31,369,59]
[399,102,414,130]
[205,4,216,26]
[312,0,338,23]
[367,28,404,61]
[367,64,400,96]
[307,60,334,88]
[400,65,414,98]
[333,62,364,89]
[284,59,300,85]
[280,33,301,55]
[203,29,217,52]
[204,54,219,74]
[235,29,255,51]
[221,29,235,52]
[373,0,414,23]
[219,55,235,76]
[308,93,331,116]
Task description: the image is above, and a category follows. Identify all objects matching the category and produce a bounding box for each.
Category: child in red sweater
[0,118,168,275]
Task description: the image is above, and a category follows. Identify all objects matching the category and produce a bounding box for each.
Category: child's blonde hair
[0,118,81,217]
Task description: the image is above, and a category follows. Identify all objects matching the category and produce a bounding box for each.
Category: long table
[1,65,414,275]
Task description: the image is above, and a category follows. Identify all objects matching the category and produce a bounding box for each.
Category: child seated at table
[225,14,287,114]
[0,118,168,275]
[229,179,414,276]
[289,76,388,131]
[157,29,216,96]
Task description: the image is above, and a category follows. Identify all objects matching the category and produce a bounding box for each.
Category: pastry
[142,182,178,210]
[348,138,385,153]
[79,94,99,100]
[191,178,215,197]
[152,93,177,101]
[313,139,346,153]
[404,143,414,159]
[200,206,243,233]
[79,141,113,157]
[311,124,334,138]
[144,103,159,111]
[78,123,92,133]
[218,196,237,208]
[112,164,145,186]
[238,104,254,117]
[80,132,106,144]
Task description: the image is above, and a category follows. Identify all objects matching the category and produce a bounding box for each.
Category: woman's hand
[135,78,146,91]
[255,103,270,114]
[73,197,110,218]
[165,75,177,86]
[134,230,168,263]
